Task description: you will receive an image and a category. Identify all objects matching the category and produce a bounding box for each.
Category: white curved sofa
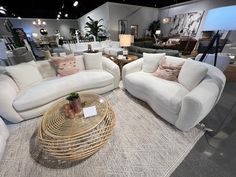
[63,41,123,56]
[0,56,120,123]
[123,56,226,131]
[0,118,9,160]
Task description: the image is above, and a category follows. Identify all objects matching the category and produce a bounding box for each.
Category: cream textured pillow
[6,62,43,89]
[83,52,103,70]
[178,59,208,91]
[75,55,85,71]
[143,53,166,73]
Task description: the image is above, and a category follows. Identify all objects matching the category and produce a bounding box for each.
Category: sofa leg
[197,123,214,132]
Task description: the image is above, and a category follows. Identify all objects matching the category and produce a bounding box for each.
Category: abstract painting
[169,11,204,37]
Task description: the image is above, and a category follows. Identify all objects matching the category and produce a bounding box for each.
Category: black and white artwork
[118,20,128,34]
[169,11,204,37]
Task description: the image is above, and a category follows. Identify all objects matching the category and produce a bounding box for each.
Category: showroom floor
[171,82,236,177]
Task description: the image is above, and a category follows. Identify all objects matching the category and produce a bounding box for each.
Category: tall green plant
[148,20,160,36]
[84,16,104,38]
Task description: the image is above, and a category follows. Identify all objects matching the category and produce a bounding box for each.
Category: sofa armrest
[0,75,23,123]
[0,118,9,140]
[122,58,143,88]
[102,57,120,88]
[176,79,221,131]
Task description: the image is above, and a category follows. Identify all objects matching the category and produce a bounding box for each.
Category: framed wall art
[130,25,138,38]
[118,20,128,35]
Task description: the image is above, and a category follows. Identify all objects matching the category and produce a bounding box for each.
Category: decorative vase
[69,98,82,114]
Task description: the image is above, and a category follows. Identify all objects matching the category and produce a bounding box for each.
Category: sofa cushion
[76,43,88,52]
[75,55,85,71]
[109,41,120,48]
[125,72,189,114]
[84,52,103,70]
[143,53,165,73]
[13,70,114,111]
[140,47,157,53]
[6,61,43,89]
[156,49,180,57]
[178,59,208,91]
[36,60,57,78]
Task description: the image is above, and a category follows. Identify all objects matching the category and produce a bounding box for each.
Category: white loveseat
[123,56,226,131]
[0,56,120,123]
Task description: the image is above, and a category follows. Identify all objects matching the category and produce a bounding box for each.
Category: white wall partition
[78,2,159,40]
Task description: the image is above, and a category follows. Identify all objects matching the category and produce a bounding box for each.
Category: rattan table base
[37,94,115,161]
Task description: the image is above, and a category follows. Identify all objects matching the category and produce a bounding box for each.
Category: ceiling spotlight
[57,18,59,20]
[42,21,46,25]
[57,14,60,18]
[32,21,36,25]
[0,6,6,11]
[59,11,61,14]
[73,1,78,7]
[17,17,22,19]
[65,13,68,17]
[0,10,6,15]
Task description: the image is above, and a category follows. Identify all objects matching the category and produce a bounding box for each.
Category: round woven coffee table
[37,93,115,161]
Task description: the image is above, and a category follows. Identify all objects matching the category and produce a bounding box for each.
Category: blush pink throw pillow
[153,58,183,81]
[51,55,79,76]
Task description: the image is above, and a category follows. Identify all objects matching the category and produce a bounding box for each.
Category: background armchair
[8,47,36,65]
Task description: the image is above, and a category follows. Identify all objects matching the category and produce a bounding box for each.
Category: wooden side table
[224,63,236,82]
[116,55,138,77]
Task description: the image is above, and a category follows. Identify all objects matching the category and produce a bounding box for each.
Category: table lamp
[119,34,131,57]
[199,5,236,66]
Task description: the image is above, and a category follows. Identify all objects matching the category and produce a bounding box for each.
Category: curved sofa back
[139,55,226,103]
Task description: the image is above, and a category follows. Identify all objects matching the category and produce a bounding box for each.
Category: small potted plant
[63,92,82,119]
[66,92,82,114]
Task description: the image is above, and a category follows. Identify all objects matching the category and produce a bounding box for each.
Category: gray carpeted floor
[0,89,204,177]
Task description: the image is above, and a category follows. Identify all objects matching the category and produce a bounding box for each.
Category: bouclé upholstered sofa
[0,55,120,123]
[123,55,226,131]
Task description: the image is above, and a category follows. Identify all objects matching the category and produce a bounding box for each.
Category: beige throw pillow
[6,61,43,89]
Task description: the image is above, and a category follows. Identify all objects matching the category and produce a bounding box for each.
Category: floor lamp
[199,5,236,66]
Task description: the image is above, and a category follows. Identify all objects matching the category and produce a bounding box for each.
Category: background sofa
[0,56,120,123]
[123,56,226,131]
[128,45,180,58]
[62,41,123,56]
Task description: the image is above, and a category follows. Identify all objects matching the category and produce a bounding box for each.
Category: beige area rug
[0,89,204,177]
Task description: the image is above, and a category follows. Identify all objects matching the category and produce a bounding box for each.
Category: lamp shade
[119,34,132,47]
[204,5,236,31]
